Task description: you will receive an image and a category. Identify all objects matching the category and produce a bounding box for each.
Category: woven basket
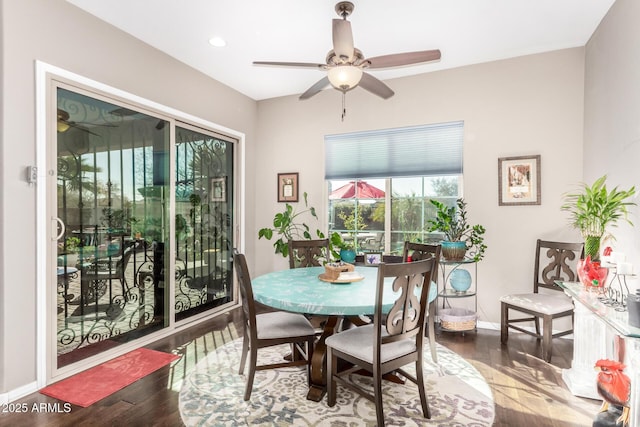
[324,262,355,281]
[440,308,477,331]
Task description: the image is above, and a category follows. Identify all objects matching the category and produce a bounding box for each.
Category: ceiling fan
[57,108,115,136]
[253,1,441,101]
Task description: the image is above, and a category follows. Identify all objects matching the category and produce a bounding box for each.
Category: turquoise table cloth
[252,265,437,316]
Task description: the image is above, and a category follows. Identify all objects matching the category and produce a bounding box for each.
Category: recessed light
[208,36,226,47]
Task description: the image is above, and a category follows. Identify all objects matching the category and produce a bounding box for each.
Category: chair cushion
[255,311,316,340]
[325,324,416,364]
[499,292,574,315]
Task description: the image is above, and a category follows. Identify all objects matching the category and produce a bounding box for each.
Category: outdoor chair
[500,239,584,362]
[361,233,384,251]
[80,240,136,306]
[288,239,331,268]
[402,241,441,363]
[233,250,316,401]
[326,258,437,426]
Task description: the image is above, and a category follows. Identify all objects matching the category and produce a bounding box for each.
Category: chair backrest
[233,249,258,341]
[288,239,330,268]
[115,241,136,276]
[402,241,441,263]
[402,241,441,289]
[373,258,436,362]
[534,239,584,293]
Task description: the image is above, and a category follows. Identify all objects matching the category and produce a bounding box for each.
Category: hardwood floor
[0,308,600,426]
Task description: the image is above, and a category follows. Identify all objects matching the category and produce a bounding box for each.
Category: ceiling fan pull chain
[341,92,347,121]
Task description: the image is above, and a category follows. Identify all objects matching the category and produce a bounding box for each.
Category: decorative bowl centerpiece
[323,261,355,281]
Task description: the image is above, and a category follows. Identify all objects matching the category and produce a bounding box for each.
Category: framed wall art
[277,172,299,203]
[498,155,541,206]
[210,177,227,202]
[364,252,383,266]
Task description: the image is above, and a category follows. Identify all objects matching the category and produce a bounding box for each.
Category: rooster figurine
[595,359,631,426]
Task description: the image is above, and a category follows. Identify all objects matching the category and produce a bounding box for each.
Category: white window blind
[325,121,463,179]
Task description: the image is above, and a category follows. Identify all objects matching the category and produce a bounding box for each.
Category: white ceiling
[66,0,615,101]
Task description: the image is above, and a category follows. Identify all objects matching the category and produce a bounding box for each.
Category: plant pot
[577,257,608,289]
[441,241,467,261]
[340,249,356,263]
[584,235,602,261]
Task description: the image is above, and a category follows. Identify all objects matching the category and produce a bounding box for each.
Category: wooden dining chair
[289,239,332,332]
[232,250,317,400]
[402,241,441,363]
[326,258,437,426]
[500,239,584,362]
[288,239,331,268]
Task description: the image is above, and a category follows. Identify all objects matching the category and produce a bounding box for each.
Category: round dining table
[252,265,435,401]
[251,265,399,316]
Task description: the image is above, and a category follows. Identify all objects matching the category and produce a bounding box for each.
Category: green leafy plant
[561,175,636,260]
[427,198,487,261]
[62,236,81,254]
[329,231,354,259]
[258,192,325,258]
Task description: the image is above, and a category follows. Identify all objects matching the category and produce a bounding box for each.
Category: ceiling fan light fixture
[328,65,362,92]
[57,122,70,133]
[57,109,70,132]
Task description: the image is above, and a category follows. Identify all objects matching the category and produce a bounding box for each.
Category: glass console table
[557,281,639,427]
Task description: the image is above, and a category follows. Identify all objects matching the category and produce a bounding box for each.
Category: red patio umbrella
[329,181,385,199]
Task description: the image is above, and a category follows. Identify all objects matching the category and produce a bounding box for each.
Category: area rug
[179,339,494,426]
[41,347,180,407]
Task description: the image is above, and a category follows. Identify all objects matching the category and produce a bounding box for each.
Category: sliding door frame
[35,61,245,386]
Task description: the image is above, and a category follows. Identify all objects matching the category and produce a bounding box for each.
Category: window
[325,122,463,254]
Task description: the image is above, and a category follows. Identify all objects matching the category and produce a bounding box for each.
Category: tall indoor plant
[561,175,636,261]
[427,198,487,262]
[258,192,325,258]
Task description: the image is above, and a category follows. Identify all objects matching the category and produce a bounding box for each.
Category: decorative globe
[450,269,472,293]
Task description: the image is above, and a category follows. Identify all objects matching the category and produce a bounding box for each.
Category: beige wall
[584,0,640,273]
[255,48,586,327]
[0,0,257,394]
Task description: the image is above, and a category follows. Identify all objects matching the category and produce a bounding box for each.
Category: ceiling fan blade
[366,50,441,69]
[299,76,331,100]
[253,61,326,69]
[332,19,354,62]
[358,72,394,99]
[67,122,100,136]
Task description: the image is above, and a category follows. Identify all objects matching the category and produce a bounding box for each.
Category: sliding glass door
[53,84,235,369]
[174,125,234,321]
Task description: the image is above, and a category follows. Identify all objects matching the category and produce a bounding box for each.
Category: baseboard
[476,320,500,331]
[0,381,38,404]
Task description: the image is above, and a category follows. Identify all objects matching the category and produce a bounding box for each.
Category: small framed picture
[498,155,541,206]
[278,172,299,203]
[364,252,383,266]
[210,177,227,202]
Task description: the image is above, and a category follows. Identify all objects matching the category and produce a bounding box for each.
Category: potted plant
[330,232,356,263]
[259,192,326,258]
[59,236,81,267]
[427,198,487,262]
[561,175,636,261]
